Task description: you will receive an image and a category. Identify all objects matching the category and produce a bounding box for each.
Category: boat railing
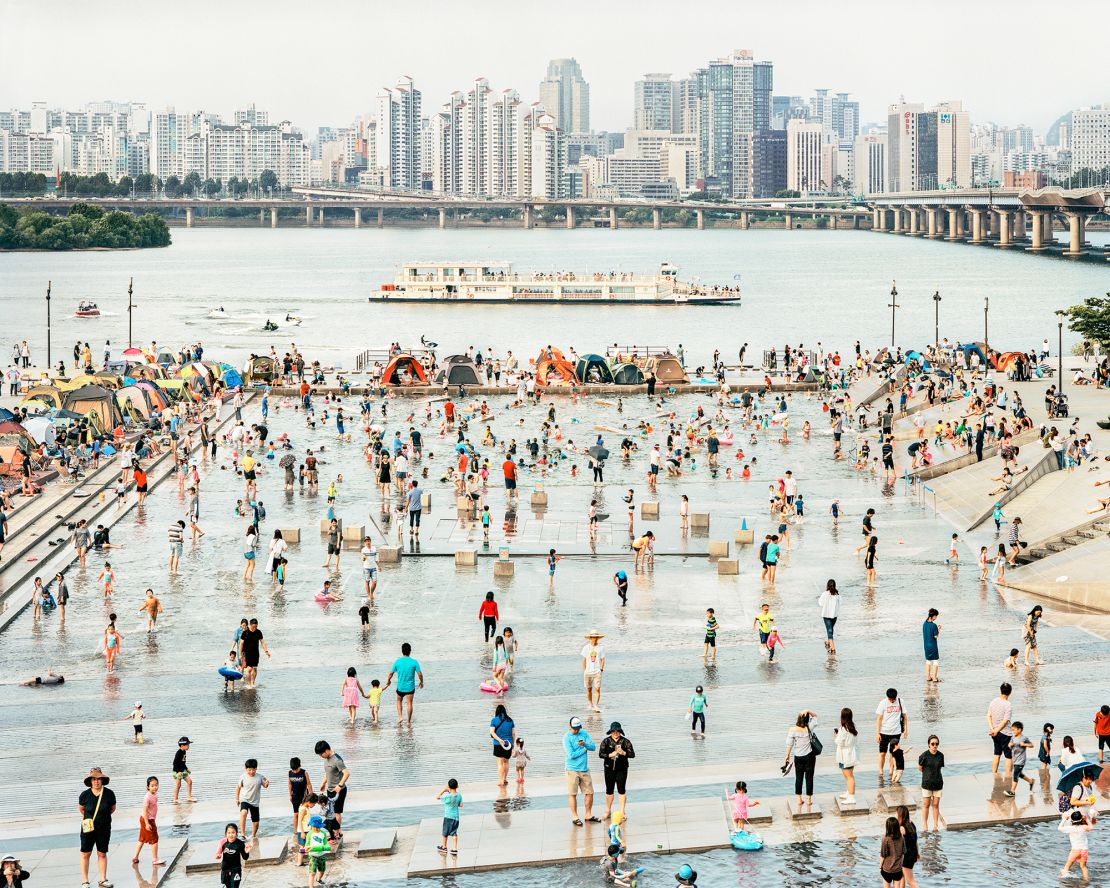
[605,345,674,358]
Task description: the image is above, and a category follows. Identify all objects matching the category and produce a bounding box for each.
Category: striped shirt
[167,525,184,545]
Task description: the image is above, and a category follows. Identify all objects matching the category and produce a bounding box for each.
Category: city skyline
[3,0,1106,135]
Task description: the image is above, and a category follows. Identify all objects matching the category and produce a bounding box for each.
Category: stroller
[1051,394,1069,418]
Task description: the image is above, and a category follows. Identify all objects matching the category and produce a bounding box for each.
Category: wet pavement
[2,385,1109,885]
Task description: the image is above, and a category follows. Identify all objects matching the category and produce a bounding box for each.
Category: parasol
[588,445,609,461]
[279,454,296,469]
[1057,761,1102,797]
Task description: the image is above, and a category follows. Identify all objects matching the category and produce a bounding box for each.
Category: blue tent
[221,368,244,389]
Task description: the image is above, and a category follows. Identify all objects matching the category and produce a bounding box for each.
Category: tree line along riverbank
[0,202,171,250]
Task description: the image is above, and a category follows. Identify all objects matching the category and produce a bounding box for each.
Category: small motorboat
[263,319,279,332]
[75,301,100,317]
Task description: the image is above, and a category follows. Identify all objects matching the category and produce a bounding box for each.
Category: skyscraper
[690,50,772,198]
[886,99,969,191]
[786,119,824,194]
[539,58,589,134]
[376,75,422,191]
[634,74,679,132]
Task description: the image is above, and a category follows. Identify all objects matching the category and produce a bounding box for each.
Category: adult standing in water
[918,734,945,833]
[1023,605,1043,666]
[314,741,351,837]
[784,710,819,809]
[922,608,941,683]
[818,579,841,654]
[598,721,635,820]
[238,618,271,689]
[385,642,423,725]
[581,630,606,712]
[489,703,516,787]
[78,767,116,888]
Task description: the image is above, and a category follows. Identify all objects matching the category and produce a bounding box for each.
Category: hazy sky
[3,0,1104,135]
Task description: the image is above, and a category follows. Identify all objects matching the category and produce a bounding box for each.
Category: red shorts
[139,817,158,844]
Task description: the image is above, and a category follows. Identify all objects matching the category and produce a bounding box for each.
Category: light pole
[932,289,941,347]
[127,278,134,349]
[984,297,990,355]
[1058,321,1063,381]
[888,280,899,348]
[46,280,52,369]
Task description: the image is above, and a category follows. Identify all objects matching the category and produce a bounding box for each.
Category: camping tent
[63,383,123,432]
[116,385,157,422]
[155,349,178,366]
[154,379,188,403]
[0,419,37,468]
[994,351,1026,373]
[21,385,64,410]
[435,355,482,386]
[383,354,429,386]
[217,364,244,389]
[135,381,170,410]
[21,415,57,448]
[243,355,278,384]
[534,348,579,388]
[611,363,645,385]
[575,354,614,385]
[956,342,988,369]
[645,353,688,384]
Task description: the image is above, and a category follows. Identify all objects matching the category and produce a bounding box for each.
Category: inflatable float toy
[218,666,244,681]
[719,431,734,445]
[730,830,764,851]
[314,593,340,603]
[480,680,507,694]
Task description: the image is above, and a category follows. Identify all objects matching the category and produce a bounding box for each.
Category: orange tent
[993,351,1025,372]
[533,348,579,388]
[383,353,429,386]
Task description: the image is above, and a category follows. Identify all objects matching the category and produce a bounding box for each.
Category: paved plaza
[1,364,1108,887]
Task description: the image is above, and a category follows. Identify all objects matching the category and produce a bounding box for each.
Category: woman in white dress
[267,529,288,580]
[834,707,859,805]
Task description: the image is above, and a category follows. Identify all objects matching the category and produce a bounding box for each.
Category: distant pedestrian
[922,608,940,683]
[818,579,840,654]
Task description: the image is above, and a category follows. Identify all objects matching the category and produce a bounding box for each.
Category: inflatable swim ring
[480,680,507,694]
[719,432,734,445]
[218,666,244,681]
[730,830,764,851]
[314,593,337,603]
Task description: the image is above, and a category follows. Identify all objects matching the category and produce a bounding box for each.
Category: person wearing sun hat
[2,854,31,887]
[78,767,116,888]
[581,630,606,712]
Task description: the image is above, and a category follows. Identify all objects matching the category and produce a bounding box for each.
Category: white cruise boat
[371,262,741,305]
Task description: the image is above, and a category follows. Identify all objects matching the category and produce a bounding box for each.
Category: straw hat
[584,630,605,639]
[83,767,109,786]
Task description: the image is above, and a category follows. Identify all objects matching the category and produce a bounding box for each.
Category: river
[2,227,1108,368]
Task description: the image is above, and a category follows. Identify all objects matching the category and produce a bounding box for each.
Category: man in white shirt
[648,445,661,491]
[360,536,378,602]
[874,687,908,775]
[581,630,606,712]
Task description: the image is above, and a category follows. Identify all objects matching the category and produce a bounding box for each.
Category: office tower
[786,119,825,193]
[539,58,589,134]
[634,74,680,132]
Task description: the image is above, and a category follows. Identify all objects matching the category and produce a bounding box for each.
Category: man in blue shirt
[385,642,423,725]
[923,608,941,683]
[563,716,598,825]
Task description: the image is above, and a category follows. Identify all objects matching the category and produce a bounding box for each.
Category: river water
[2,227,1108,369]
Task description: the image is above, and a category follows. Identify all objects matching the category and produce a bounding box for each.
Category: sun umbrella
[279,454,296,469]
[1057,762,1102,796]
[588,445,610,461]
[122,347,144,358]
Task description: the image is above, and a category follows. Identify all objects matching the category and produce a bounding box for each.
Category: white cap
[135,701,142,707]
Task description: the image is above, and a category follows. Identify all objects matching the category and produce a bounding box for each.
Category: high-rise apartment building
[529,110,563,199]
[786,119,825,194]
[539,58,589,134]
[489,89,521,197]
[376,76,422,191]
[634,74,680,132]
[461,78,492,196]
[1070,105,1110,172]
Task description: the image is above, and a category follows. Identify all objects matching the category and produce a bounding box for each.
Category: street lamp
[1058,321,1063,381]
[46,280,52,369]
[888,280,899,347]
[984,297,990,355]
[127,277,134,348]
[932,290,941,347]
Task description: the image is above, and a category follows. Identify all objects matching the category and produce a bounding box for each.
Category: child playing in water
[726,780,760,833]
[979,546,989,580]
[98,563,116,601]
[367,679,382,724]
[513,737,531,783]
[341,667,366,724]
[1059,809,1092,882]
[887,736,910,784]
[766,628,784,662]
[1004,648,1020,669]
